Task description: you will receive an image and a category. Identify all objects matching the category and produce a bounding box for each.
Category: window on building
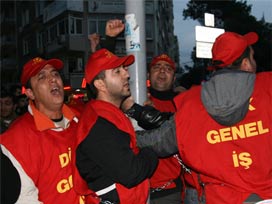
[76,58,83,71]
[70,17,75,34]
[4,7,14,20]
[76,18,82,34]
[44,30,49,44]
[37,32,43,49]
[23,39,29,55]
[36,1,45,17]
[69,17,83,35]
[22,9,30,26]
[49,24,57,42]
[98,20,106,35]
[88,19,106,37]
[88,20,96,34]
[68,57,77,73]
[68,57,84,73]
[146,20,152,39]
[58,18,68,35]
[59,20,66,35]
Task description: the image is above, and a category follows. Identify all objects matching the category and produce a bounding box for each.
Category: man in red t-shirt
[136,31,272,204]
[147,54,184,204]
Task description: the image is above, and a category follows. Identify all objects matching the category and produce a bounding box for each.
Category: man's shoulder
[80,116,128,148]
[90,117,126,139]
[256,71,272,81]
[174,85,201,104]
[93,117,118,131]
[1,113,37,142]
[2,113,33,133]
[255,71,272,91]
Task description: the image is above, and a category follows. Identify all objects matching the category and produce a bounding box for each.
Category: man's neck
[97,95,122,108]
[149,87,176,100]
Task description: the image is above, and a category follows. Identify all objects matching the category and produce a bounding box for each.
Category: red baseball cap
[150,54,176,71]
[212,32,258,67]
[21,57,63,85]
[85,49,135,84]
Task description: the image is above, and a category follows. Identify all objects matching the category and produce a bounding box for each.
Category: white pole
[125,0,147,105]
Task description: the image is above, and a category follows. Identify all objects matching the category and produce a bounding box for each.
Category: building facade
[1,0,179,88]
[0,0,18,85]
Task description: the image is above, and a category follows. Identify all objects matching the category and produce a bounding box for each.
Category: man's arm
[77,118,158,188]
[89,19,124,53]
[136,115,178,157]
[122,97,178,157]
[1,145,41,203]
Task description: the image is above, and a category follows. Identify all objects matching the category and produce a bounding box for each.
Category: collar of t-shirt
[149,87,177,100]
[28,100,78,131]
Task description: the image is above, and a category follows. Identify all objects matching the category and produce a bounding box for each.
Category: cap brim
[45,59,64,70]
[21,59,63,85]
[107,55,135,69]
[244,32,258,45]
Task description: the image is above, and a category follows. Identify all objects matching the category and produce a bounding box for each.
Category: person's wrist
[124,103,143,120]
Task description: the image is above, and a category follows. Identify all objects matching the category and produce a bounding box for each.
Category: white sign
[195,25,225,59]
[125,14,141,51]
[204,13,215,27]
[196,42,213,59]
[195,26,225,43]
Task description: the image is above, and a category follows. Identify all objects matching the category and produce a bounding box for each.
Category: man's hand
[88,33,100,53]
[105,19,125,37]
[121,96,135,112]
[143,93,154,107]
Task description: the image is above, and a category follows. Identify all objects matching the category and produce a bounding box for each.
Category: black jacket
[76,117,158,202]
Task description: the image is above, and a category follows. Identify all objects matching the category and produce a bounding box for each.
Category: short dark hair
[0,89,17,104]
[231,46,251,68]
[212,46,251,70]
[25,80,32,89]
[87,71,106,99]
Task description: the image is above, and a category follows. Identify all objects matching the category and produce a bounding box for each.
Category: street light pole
[125,0,147,105]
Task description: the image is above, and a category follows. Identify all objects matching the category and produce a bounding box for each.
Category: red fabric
[150,54,176,71]
[1,112,82,204]
[174,72,272,204]
[150,95,176,113]
[91,100,149,204]
[21,57,63,85]
[73,100,149,204]
[212,32,258,67]
[85,49,134,84]
[71,101,100,204]
[149,95,182,190]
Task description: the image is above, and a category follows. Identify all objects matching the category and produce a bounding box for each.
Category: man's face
[149,60,175,91]
[25,64,64,113]
[18,96,28,108]
[103,65,131,101]
[0,96,15,118]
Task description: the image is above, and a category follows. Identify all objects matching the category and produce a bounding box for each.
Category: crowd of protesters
[1,17,271,204]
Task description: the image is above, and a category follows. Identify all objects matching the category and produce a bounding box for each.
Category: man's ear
[94,79,106,91]
[240,58,251,72]
[25,89,35,100]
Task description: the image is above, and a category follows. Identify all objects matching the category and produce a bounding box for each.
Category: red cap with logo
[150,54,176,71]
[85,48,135,84]
[21,57,63,85]
[212,32,258,67]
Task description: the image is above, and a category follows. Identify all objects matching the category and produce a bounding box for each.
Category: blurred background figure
[10,84,22,97]
[15,94,28,116]
[0,89,18,133]
[147,54,184,204]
